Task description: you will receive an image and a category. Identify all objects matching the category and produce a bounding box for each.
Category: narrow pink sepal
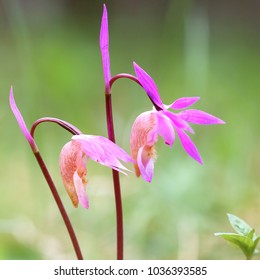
[133,62,164,109]
[175,127,203,164]
[164,111,194,134]
[178,109,226,125]
[9,87,38,153]
[137,146,154,182]
[170,97,200,110]
[73,171,89,209]
[100,4,111,92]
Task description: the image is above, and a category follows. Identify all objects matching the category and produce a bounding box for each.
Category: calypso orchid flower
[59,135,133,209]
[10,86,133,210]
[10,86,85,259]
[130,62,225,182]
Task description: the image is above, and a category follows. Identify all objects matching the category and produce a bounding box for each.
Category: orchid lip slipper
[60,134,133,209]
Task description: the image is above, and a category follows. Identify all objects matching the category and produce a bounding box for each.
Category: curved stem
[31,117,82,138]
[110,73,162,111]
[105,72,155,260]
[30,117,84,259]
[34,151,84,260]
[10,90,83,259]
[106,72,160,259]
[109,73,141,88]
[105,93,124,260]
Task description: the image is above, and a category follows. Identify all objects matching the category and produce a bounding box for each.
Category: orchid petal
[175,128,203,164]
[9,87,38,153]
[156,111,175,147]
[100,4,111,92]
[72,135,133,174]
[133,62,163,109]
[73,135,133,163]
[164,111,194,134]
[77,139,106,162]
[178,109,225,125]
[170,97,200,110]
[137,146,154,182]
[73,171,89,209]
[94,136,134,162]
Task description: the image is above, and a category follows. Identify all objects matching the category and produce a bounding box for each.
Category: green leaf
[247,229,255,239]
[215,232,255,259]
[254,235,260,247]
[227,213,253,236]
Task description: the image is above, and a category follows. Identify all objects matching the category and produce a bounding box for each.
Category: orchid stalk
[10,86,133,259]
[100,5,143,260]
[9,87,84,260]
[100,4,125,260]
[100,3,225,258]
[100,4,145,260]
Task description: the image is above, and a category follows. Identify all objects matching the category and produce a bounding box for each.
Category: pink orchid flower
[60,134,133,209]
[130,62,225,182]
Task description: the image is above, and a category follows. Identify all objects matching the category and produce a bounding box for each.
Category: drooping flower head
[60,134,133,209]
[130,62,225,182]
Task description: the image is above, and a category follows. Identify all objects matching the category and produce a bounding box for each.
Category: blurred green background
[0,0,259,260]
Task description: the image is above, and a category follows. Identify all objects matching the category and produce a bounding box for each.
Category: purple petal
[170,97,200,110]
[137,146,154,182]
[156,111,175,147]
[72,135,133,174]
[73,135,133,162]
[133,62,163,109]
[100,4,111,92]
[95,136,134,162]
[175,127,203,164]
[9,87,38,153]
[164,111,194,134]
[73,171,89,209]
[178,109,225,125]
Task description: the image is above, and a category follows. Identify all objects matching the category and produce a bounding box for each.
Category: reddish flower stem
[34,151,83,260]
[110,73,162,111]
[105,73,160,260]
[105,93,124,260]
[105,73,154,260]
[30,117,82,138]
[30,118,83,260]
[109,73,141,88]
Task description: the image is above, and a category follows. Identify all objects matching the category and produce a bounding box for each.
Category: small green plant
[215,213,260,260]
